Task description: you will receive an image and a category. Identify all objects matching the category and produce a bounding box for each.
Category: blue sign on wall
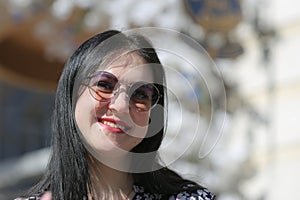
[185,0,242,32]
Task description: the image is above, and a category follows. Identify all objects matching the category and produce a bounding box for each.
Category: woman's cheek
[128,112,150,139]
[130,111,150,127]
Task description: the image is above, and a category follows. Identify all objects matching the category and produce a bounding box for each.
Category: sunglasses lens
[129,83,159,112]
[89,71,118,100]
[87,71,160,111]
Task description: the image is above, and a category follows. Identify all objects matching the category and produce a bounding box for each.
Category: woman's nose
[107,89,129,113]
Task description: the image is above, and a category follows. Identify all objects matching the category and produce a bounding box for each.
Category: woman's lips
[98,117,130,134]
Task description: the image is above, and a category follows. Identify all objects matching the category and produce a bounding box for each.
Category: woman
[17,30,215,200]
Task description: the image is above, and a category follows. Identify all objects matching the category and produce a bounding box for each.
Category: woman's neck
[88,155,134,198]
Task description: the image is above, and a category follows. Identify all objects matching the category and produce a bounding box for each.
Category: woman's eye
[96,81,114,93]
[130,84,155,102]
[134,91,149,100]
[133,89,152,102]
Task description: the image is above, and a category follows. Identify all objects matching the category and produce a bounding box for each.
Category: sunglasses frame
[84,71,162,112]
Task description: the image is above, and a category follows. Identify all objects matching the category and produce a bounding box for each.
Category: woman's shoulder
[133,184,215,200]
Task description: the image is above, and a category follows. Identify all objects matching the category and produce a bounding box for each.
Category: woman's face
[75,52,154,156]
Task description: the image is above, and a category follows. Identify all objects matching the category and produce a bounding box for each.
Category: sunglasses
[85,71,161,112]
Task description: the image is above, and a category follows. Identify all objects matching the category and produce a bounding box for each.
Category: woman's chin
[91,143,130,158]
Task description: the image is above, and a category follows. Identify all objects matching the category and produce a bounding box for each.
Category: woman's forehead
[101,52,154,83]
[106,52,145,69]
[107,65,153,83]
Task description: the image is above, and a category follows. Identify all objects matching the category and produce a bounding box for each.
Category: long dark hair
[26,30,204,199]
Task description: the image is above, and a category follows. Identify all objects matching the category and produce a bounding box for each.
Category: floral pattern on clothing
[168,188,215,200]
[133,184,163,200]
[132,184,215,200]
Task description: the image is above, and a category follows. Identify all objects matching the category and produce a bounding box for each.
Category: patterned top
[15,184,215,200]
[132,184,215,200]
